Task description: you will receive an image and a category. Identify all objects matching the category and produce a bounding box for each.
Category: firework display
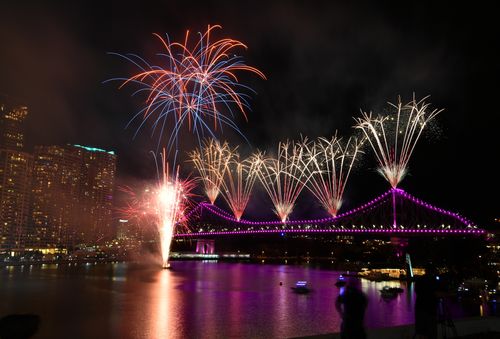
[111,25,265,267]
[120,151,194,268]
[189,139,232,204]
[254,141,311,222]
[354,95,442,188]
[112,24,446,267]
[302,135,363,216]
[110,25,265,151]
[217,153,260,221]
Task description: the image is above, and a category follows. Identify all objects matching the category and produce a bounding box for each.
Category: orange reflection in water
[144,269,182,339]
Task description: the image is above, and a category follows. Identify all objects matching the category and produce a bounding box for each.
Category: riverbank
[0,258,126,267]
[0,253,355,269]
[0,252,252,267]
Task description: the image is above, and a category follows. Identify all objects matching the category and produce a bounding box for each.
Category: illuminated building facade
[71,144,116,245]
[31,146,81,248]
[0,102,33,250]
[0,103,27,150]
[31,144,116,248]
[0,150,33,249]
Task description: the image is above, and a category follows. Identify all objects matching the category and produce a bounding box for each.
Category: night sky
[1,1,498,226]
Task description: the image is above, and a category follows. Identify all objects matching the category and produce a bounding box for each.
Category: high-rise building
[31,144,116,249]
[0,102,33,250]
[31,146,80,249]
[0,103,27,151]
[0,150,33,249]
[71,144,116,245]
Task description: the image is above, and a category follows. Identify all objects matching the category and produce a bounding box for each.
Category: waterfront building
[31,144,116,249]
[0,102,33,250]
[31,146,80,249]
[0,150,33,250]
[0,103,27,150]
[71,144,116,245]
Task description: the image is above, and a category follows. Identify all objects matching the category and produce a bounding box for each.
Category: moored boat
[380,286,399,298]
[291,281,311,294]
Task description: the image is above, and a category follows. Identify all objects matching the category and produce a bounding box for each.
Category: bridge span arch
[175,188,485,238]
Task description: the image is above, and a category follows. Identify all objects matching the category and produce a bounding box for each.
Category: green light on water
[73,144,115,155]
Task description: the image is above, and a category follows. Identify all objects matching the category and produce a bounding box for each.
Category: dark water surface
[0,261,486,338]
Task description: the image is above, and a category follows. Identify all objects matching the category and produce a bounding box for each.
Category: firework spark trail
[354,95,442,188]
[155,154,195,268]
[216,153,260,221]
[189,139,232,204]
[254,141,311,222]
[303,135,363,217]
[117,185,157,228]
[108,25,265,152]
[119,151,194,268]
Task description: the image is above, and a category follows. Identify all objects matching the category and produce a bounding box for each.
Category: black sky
[0,1,499,226]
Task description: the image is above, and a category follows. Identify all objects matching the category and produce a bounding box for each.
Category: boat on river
[380,286,403,298]
[291,281,311,294]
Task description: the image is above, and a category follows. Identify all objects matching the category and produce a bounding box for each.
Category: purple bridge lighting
[175,188,485,237]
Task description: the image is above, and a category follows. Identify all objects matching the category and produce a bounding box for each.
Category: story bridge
[175,188,484,238]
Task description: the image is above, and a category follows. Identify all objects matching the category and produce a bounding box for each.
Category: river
[0,261,488,338]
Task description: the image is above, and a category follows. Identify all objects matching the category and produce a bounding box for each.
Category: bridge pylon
[195,239,215,254]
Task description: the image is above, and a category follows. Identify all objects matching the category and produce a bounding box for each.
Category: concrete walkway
[294,316,500,339]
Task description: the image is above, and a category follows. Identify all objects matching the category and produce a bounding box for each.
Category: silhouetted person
[414,265,441,339]
[335,282,368,339]
[0,314,39,339]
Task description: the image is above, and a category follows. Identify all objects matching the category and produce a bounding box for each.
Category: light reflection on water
[149,271,171,338]
[0,261,487,339]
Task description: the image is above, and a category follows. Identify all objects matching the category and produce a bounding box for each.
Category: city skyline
[0,101,116,251]
[0,1,498,227]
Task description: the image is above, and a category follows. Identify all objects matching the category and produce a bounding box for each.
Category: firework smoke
[120,152,194,268]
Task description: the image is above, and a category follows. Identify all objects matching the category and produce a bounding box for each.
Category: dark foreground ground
[296,316,500,339]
